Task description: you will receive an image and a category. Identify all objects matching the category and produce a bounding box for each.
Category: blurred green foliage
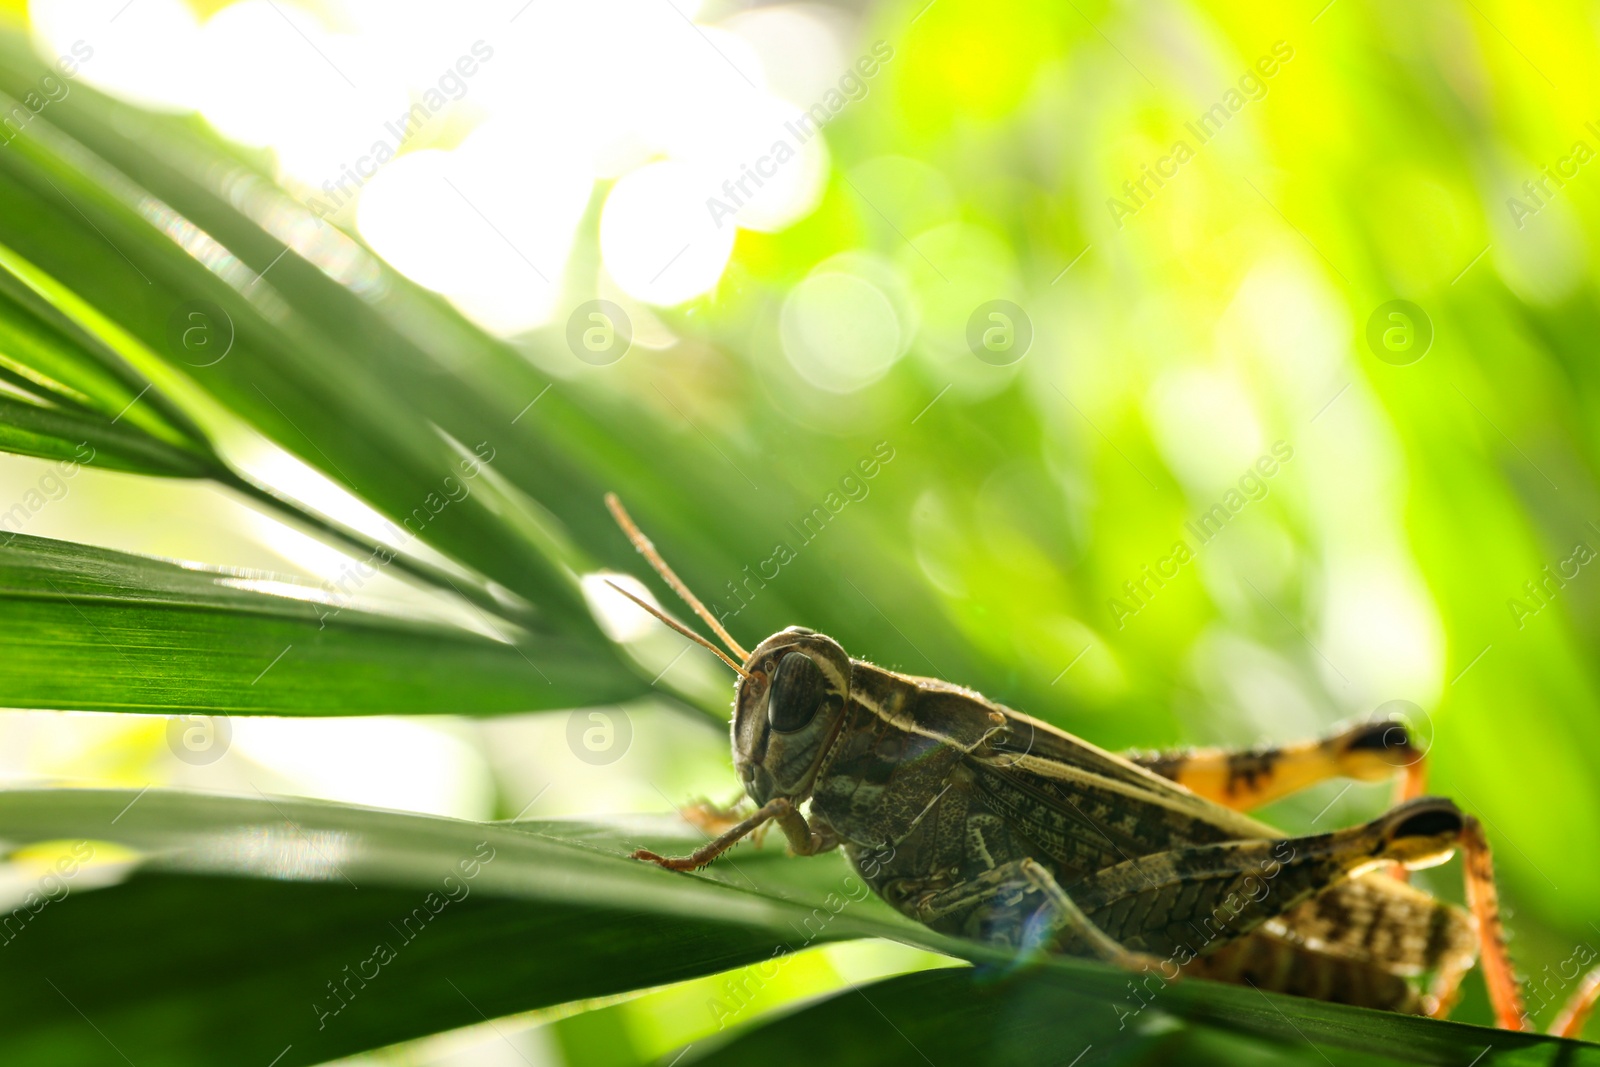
[0,0,1597,1061]
[612,0,1600,1036]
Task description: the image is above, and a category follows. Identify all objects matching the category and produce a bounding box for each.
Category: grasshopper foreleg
[631,796,837,871]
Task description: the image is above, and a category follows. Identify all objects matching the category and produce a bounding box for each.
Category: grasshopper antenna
[605,492,751,661]
[602,579,750,679]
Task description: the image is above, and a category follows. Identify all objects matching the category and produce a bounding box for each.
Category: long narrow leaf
[0,789,886,1067]
[684,966,1593,1067]
[0,533,639,713]
[0,789,1588,1067]
[0,56,598,632]
[0,37,1004,719]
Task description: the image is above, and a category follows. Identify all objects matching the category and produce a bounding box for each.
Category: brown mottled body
[794,658,1470,1013]
[605,493,1599,1037]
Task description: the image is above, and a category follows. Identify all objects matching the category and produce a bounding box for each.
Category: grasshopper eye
[767,651,827,733]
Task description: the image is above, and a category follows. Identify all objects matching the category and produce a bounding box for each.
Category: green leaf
[0,56,600,630]
[0,228,586,640]
[0,392,212,476]
[0,788,1589,1067]
[685,963,1597,1067]
[0,39,986,719]
[0,231,573,642]
[0,249,220,477]
[0,37,998,732]
[0,533,637,713]
[0,33,674,720]
[0,789,891,1067]
[0,249,211,447]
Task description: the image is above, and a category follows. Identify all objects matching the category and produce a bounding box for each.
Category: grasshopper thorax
[731,626,852,806]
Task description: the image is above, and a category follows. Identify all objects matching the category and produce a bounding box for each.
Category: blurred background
[1,0,1599,1060]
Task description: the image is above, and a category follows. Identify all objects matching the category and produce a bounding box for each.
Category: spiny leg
[631,796,836,870]
[1551,968,1600,1039]
[1428,815,1518,1027]
[1177,806,1569,1032]
[1413,814,1600,1033]
[1127,716,1427,814]
[679,795,755,837]
[1442,814,1600,1034]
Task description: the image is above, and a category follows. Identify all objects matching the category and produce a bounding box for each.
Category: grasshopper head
[597,498,852,806]
[732,627,852,805]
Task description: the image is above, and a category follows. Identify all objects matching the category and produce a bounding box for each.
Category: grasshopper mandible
[605,494,1600,1036]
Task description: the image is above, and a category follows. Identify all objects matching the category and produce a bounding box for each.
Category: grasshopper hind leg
[1055,793,1595,1036]
[1552,969,1600,1038]
[1127,717,1428,814]
[1130,718,1430,884]
[1454,814,1600,1036]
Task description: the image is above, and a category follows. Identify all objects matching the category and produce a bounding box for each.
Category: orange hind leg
[1127,716,1429,812]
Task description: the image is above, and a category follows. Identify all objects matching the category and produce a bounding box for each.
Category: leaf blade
[0,789,1591,1067]
[0,533,641,713]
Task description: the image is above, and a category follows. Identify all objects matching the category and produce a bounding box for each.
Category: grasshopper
[605,494,1600,1036]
